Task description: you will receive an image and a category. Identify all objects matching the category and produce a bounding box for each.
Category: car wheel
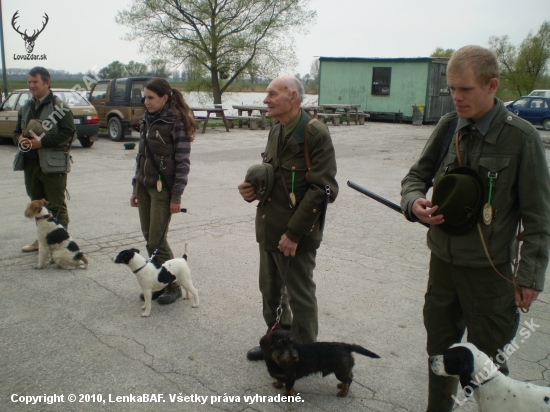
[78,136,94,148]
[108,117,124,141]
[543,118,550,131]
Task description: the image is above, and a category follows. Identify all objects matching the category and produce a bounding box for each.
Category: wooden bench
[348,112,370,125]
[224,115,261,130]
[366,111,403,123]
[317,113,343,126]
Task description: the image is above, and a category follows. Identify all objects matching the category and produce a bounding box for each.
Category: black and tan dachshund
[259,328,380,397]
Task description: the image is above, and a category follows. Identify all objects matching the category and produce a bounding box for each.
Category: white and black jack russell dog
[430,342,550,411]
[24,199,88,270]
[113,247,199,317]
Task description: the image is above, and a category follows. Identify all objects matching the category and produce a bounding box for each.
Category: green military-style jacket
[255,109,338,252]
[13,90,75,161]
[401,100,550,290]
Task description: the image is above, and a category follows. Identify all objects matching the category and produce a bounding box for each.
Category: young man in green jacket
[401,46,550,411]
[238,75,338,360]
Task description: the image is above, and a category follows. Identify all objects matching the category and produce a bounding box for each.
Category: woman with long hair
[130,77,196,304]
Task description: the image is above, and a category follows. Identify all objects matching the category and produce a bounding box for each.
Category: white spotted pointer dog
[24,199,88,270]
[430,342,550,411]
[113,248,199,317]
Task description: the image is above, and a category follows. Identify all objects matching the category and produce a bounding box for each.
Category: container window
[372,67,391,95]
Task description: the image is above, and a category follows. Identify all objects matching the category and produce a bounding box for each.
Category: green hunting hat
[431,166,485,236]
[245,163,274,206]
[24,119,47,138]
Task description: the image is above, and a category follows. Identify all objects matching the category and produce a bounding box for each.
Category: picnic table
[302,105,321,117]
[319,104,362,125]
[190,107,230,134]
[232,105,268,129]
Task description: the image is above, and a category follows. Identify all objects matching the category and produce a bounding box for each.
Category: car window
[91,83,108,100]
[513,98,530,108]
[530,98,548,109]
[530,91,544,97]
[1,93,20,110]
[54,91,89,106]
[15,93,31,110]
[130,81,145,104]
[114,79,127,101]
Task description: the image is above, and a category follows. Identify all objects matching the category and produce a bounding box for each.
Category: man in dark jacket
[14,67,75,252]
[401,46,550,411]
[239,75,338,360]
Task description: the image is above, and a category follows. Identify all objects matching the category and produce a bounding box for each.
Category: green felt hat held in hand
[245,163,274,206]
[431,166,486,235]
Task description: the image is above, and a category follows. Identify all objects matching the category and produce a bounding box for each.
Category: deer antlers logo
[11,11,49,54]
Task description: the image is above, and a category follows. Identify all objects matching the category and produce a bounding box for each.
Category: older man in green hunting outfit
[239,75,338,360]
[401,46,550,411]
[14,67,75,252]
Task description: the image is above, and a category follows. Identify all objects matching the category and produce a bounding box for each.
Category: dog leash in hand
[272,257,292,330]
[147,208,187,263]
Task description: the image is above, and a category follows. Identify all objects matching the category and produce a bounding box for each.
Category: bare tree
[116,0,316,104]
[310,58,319,84]
[490,21,550,96]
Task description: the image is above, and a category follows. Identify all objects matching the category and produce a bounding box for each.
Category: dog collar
[35,213,52,221]
[133,264,147,274]
[478,375,496,387]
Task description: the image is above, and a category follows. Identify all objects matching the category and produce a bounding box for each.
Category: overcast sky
[2,0,548,79]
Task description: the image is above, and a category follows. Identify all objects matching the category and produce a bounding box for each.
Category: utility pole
[0,0,9,99]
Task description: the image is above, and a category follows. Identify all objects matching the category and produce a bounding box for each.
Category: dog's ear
[444,346,475,395]
[39,199,49,206]
[259,333,272,358]
[131,248,140,254]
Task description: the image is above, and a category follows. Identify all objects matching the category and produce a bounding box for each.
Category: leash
[455,134,528,313]
[272,257,292,330]
[146,207,187,263]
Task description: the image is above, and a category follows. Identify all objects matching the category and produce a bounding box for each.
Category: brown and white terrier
[24,199,88,270]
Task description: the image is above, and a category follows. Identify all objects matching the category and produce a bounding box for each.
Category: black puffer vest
[136,110,176,189]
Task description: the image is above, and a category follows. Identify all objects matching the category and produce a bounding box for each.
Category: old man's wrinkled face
[263,79,295,122]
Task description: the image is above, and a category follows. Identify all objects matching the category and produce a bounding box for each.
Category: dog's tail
[182,243,188,261]
[349,344,380,359]
[75,253,88,270]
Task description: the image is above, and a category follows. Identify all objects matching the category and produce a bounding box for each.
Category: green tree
[126,60,148,76]
[116,0,315,104]
[490,21,550,96]
[430,47,455,58]
[99,61,127,79]
[148,59,170,78]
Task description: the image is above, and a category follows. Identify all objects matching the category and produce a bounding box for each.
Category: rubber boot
[426,365,460,412]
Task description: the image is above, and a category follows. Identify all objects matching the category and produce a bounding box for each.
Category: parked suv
[506,96,550,130]
[88,77,150,141]
[0,89,99,147]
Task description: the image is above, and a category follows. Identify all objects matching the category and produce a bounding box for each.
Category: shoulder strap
[303,118,317,180]
[427,115,458,190]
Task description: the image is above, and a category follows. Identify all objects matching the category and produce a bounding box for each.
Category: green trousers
[424,254,519,411]
[24,162,69,227]
[135,183,174,270]
[259,246,318,344]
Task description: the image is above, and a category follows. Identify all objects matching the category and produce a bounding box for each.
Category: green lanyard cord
[487,176,493,206]
[291,171,295,194]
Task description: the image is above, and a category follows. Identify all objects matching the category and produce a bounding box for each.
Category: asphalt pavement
[1,121,549,412]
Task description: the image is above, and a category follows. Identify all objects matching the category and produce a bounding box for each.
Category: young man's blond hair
[448,45,500,85]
